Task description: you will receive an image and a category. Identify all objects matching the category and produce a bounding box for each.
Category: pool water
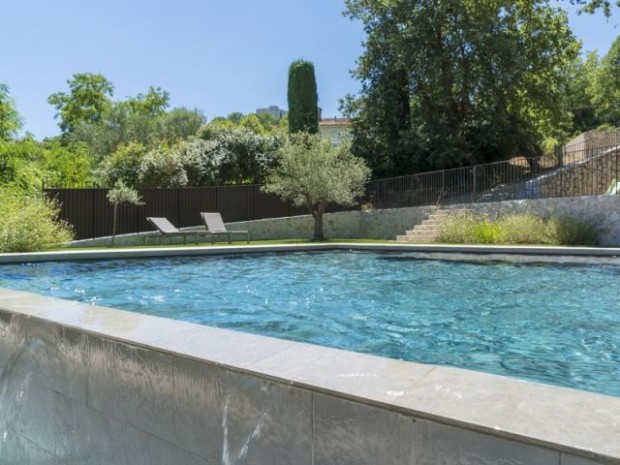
[1,251,619,397]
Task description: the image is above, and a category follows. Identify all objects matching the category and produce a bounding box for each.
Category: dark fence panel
[47,185,312,240]
[46,189,96,240]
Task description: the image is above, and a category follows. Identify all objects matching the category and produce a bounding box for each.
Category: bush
[0,189,74,252]
[472,220,502,244]
[438,212,600,246]
[498,213,547,244]
[438,212,481,243]
[543,216,600,246]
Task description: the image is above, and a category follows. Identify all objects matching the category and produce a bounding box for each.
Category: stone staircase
[396,207,466,243]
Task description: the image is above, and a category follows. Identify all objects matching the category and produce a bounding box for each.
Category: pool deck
[0,243,619,463]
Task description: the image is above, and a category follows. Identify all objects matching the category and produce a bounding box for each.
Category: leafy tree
[96,142,148,187]
[591,36,620,126]
[240,113,270,136]
[264,133,370,241]
[198,123,281,184]
[226,112,245,124]
[570,0,618,15]
[197,118,236,140]
[106,179,144,246]
[138,145,187,187]
[0,84,22,141]
[255,111,283,133]
[287,60,319,134]
[48,73,114,135]
[39,140,94,188]
[344,0,579,175]
[341,65,418,177]
[565,52,600,133]
[157,108,205,142]
[0,138,44,191]
[126,86,169,116]
[174,137,227,186]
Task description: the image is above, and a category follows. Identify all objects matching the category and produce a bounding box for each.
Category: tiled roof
[319,117,350,127]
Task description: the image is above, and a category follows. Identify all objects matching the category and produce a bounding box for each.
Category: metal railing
[364,144,620,210]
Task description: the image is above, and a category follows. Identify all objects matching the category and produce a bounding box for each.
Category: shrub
[472,220,502,244]
[438,212,481,243]
[497,213,547,244]
[0,188,74,252]
[543,216,600,246]
[439,211,601,246]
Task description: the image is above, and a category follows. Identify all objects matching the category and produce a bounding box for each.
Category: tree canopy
[344,0,580,176]
[0,84,22,141]
[48,73,114,135]
[570,0,620,15]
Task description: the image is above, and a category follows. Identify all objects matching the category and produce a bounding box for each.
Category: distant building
[256,105,287,120]
[319,117,350,145]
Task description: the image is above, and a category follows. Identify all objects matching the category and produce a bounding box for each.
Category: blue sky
[2,0,619,139]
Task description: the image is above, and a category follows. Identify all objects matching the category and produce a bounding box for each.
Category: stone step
[419,219,443,226]
[396,207,469,242]
[409,223,441,231]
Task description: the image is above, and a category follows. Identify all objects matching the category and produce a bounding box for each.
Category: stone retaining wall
[68,195,620,247]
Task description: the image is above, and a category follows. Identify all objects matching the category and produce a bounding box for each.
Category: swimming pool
[1,250,619,397]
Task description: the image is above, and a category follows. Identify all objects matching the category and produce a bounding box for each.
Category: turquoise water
[1,251,619,396]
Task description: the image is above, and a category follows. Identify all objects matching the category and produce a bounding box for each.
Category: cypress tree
[287,60,319,134]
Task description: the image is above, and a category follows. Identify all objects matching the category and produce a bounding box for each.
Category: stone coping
[1,244,619,463]
[0,286,618,463]
[1,242,620,264]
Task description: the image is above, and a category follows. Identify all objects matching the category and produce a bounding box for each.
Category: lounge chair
[146,217,212,245]
[200,212,250,243]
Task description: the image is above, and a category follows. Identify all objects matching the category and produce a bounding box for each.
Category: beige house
[319,117,350,145]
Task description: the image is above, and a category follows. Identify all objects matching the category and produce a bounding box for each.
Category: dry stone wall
[69,195,620,247]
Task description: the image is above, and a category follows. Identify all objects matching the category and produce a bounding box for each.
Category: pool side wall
[67,194,620,247]
[0,290,616,464]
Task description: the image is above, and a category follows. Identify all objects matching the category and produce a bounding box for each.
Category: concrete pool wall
[0,245,619,464]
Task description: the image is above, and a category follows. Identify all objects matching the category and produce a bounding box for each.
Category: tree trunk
[312,210,324,241]
[311,202,329,241]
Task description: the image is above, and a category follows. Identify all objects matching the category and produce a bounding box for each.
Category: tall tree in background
[591,36,620,126]
[0,84,22,141]
[565,52,600,132]
[287,60,319,134]
[48,73,114,135]
[344,0,579,176]
[570,0,619,15]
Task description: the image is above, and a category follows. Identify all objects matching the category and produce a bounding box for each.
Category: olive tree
[106,179,144,246]
[264,133,370,241]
